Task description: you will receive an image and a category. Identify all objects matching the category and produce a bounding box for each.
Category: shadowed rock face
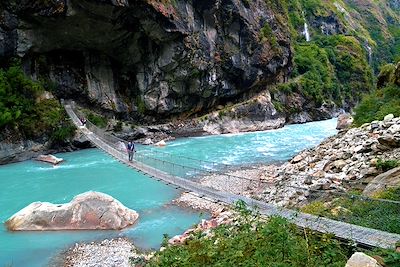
[5,191,139,231]
[0,0,291,116]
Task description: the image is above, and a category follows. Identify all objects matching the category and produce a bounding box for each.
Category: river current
[0,118,337,267]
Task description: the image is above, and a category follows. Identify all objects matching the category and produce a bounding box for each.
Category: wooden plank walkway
[64,104,400,249]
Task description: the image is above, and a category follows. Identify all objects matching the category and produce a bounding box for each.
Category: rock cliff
[0,0,291,116]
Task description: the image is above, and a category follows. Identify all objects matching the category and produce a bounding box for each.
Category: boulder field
[258,115,400,206]
[5,191,139,231]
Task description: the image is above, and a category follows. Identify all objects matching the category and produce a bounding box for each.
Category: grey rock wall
[0,0,291,118]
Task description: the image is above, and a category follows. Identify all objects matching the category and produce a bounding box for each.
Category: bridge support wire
[63,102,400,250]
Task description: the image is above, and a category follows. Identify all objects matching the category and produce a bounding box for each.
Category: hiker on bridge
[80,117,87,126]
[126,141,136,161]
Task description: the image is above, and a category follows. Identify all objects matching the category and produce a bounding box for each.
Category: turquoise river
[0,118,337,267]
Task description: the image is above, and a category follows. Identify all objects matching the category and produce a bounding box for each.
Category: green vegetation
[269,0,399,115]
[85,111,108,128]
[218,110,226,118]
[136,96,146,114]
[148,201,350,267]
[302,187,400,234]
[0,62,73,141]
[354,62,400,125]
[51,124,76,143]
[260,23,279,49]
[273,35,373,112]
[376,159,399,172]
[285,0,400,71]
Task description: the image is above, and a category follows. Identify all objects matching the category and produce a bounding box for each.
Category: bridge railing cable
[68,103,398,188]
[65,101,400,246]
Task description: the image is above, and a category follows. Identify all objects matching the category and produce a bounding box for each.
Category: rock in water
[36,154,63,165]
[5,191,139,231]
[154,140,166,147]
[336,114,353,130]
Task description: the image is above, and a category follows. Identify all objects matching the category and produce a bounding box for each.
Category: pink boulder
[5,191,139,231]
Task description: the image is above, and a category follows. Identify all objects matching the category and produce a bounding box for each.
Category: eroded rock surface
[0,0,291,115]
[6,191,139,231]
[363,166,400,197]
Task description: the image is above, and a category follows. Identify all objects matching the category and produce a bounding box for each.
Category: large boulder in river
[363,167,400,197]
[36,154,63,165]
[336,114,353,130]
[5,191,139,231]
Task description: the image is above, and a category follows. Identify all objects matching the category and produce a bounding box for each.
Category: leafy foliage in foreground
[147,202,350,267]
[302,187,400,235]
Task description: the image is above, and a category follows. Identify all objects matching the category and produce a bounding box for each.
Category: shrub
[354,84,400,125]
[148,203,349,267]
[260,23,279,49]
[86,112,108,128]
[376,159,399,172]
[136,96,146,114]
[0,63,42,129]
[0,62,70,139]
[51,124,76,143]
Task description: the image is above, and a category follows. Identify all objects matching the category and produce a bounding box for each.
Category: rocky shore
[0,131,93,165]
[187,115,400,208]
[61,238,147,267]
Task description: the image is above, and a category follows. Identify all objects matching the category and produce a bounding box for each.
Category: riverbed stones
[256,115,400,206]
[5,191,139,231]
[345,252,382,267]
[62,238,146,267]
[172,116,400,209]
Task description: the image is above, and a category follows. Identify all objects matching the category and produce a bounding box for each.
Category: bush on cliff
[273,35,373,113]
[354,62,400,126]
[0,62,73,141]
[147,202,350,267]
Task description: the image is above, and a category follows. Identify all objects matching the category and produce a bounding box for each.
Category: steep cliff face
[0,0,291,117]
[289,0,400,70]
[264,0,399,123]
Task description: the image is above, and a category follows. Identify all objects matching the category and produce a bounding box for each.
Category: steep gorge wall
[0,0,291,118]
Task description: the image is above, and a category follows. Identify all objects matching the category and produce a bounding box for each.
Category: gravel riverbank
[61,238,147,267]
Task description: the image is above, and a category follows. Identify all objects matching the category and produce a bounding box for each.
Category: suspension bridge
[63,102,400,250]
